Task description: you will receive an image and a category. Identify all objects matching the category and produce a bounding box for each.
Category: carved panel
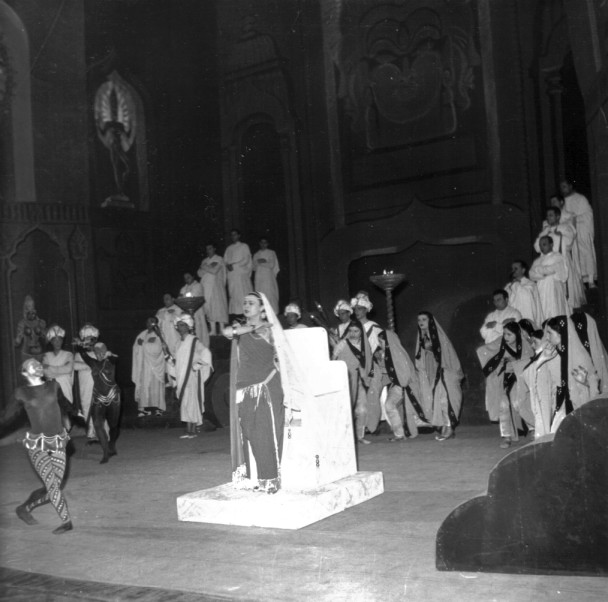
[0,202,89,224]
[331,0,481,150]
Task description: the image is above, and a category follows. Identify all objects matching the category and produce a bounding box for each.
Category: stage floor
[0,424,605,601]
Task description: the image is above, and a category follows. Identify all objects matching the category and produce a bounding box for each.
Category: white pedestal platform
[176,471,384,530]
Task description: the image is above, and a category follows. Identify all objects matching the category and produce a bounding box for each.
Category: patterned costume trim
[93,385,120,406]
[23,429,69,452]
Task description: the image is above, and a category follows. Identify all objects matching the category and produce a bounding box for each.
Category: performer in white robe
[559,179,597,287]
[42,325,75,407]
[415,312,463,441]
[73,323,101,439]
[198,244,229,335]
[252,238,280,314]
[179,273,210,347]
[550,193,585,288]
[505,261,543,327]
[168,314,212,438]
[479,289,522,344]
[332,320,374,445]
[132,317,166,416]
[156,293,182,359]
[569,312,608,395]
[224,229,252,317]
[376,330,428,441]
[524,315,599,437]
[351,291,384,433]
[534,207,586,309]
[529,236,569,321]
[476,322,534,437]
[329,299,353,348]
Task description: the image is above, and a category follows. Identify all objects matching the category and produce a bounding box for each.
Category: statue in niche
[333,3,480,149]
[14,295,47,362]
[94,72,137,208]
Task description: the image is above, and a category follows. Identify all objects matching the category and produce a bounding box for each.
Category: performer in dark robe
[13,359,73,534]
[76,342,121,464]
[224,291,306,494]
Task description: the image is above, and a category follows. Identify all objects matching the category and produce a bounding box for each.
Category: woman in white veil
[223,291,308,493]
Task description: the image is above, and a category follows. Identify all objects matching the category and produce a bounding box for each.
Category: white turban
[333,300,353,317]
[175,313,194,328]
[351,293,373,311]
[79,324,99,339]
[46,324,66,341]
[284,303,301,318]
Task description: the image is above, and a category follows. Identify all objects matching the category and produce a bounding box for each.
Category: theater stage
[0,425,605,601]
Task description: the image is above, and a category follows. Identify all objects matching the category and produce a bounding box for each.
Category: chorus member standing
[284,303,307,329]
[376,330,427,441]
[180,273,210,347]
[477,322,534,447]
[415,312,463,441]
[332,320,373,445]
[224,292,305,492]
[351,291,383,353]
[529,236,569,320]
[76,342,121,464]
[198,244,229,336]
[13,359,73,534]
[224,229,252,320]
[534,207,586,310]
[550,194,576,228]
[332,299,353,340]
[156,293,182,361]
[132,317,166,417]
[73,323,101,441]
[42,325,76,417]
[168,314,212,439]
[524,315,598,437]
[480,290,522,345]
[559,179,597,288]
[252,237,280,314]
[505,261,543,327]
[350,291,384,436]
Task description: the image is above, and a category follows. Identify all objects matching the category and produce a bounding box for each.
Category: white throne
[176,327,384,529]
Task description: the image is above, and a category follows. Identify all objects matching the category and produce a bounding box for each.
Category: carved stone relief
[328,0,481,149]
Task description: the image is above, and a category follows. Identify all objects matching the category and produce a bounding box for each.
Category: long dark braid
[546,315,573,415]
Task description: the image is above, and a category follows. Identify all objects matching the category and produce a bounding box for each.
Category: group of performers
[9,316,122,533]
[328,293,463,445]
[7,184,604,528]
[475,181,604,449]
[178,229,281,341]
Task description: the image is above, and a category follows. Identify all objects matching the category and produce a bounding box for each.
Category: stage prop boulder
[436,398,608,576]
[177,327,384,529]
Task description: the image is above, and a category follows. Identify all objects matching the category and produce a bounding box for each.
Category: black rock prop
[436,398,608,576]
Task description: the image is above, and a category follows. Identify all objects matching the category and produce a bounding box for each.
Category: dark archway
[560,51,591,197]
[240,121,290,308]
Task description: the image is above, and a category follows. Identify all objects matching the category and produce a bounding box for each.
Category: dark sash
[177,336,199,404]
[570,313,590,354]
